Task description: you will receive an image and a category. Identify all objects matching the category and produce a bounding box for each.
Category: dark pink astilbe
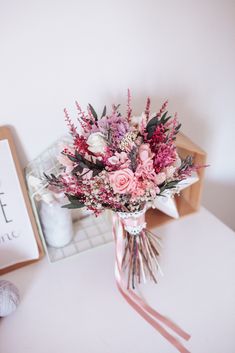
[75,101,93,133]
[73,135,88,155]
[156,99,168,118]
[127,88,132,122]
[145,97,151,120]
[153,144,176,173]
[165,113,179,142]
[177,166,195,180]
[151,124,166,146]
[176,163,207,181]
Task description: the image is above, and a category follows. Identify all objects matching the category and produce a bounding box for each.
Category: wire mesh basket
[24,135,113,263]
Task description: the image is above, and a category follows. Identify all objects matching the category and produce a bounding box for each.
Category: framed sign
[0,126,43,275]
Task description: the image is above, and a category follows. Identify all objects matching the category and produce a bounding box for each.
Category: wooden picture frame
[0,126,44,275]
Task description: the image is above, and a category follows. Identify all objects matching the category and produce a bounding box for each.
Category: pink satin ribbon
[113,214,191,353]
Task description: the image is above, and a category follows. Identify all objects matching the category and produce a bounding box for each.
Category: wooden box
[147,132,207,227]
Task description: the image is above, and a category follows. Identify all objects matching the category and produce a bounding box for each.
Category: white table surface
[0,207,235,353]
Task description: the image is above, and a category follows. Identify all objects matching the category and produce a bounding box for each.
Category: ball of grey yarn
[0,280,20,317]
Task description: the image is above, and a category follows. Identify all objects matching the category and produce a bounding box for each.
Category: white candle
[39,196,73,248]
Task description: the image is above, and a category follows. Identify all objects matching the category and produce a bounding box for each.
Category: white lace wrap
[117,208,146,235]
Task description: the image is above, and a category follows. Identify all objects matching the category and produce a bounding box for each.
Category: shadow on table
[0,258,42,302]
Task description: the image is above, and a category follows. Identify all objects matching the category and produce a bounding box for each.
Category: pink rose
[109,168,136,194]
[138,144,153,162]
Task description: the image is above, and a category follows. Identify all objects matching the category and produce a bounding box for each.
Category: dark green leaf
[175,123,182,131]
[72,165,83,174]
[162,116,171,124]
[67,151,105,175]
[92,169,102,177]
[75,150,83,160]
[147,125,157,139]
[63,193,85,209]
[50,173,57,179]
[113,104,120,112]
[62,203,85,209]
[65,193,81,202]
[146,116,158,128]
[101,105,106,118]
[160,180,180,193]
[95,159,105,168]
[67,154,77,162]
[88,104,98,121]
[79,161,89,170]
[160,111,168,122]
[146,115,160,139]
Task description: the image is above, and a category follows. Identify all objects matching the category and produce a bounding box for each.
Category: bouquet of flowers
[45,91,197,290]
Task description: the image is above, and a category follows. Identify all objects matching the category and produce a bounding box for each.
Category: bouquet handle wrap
[117,208,162,289]
[113,213,191,353]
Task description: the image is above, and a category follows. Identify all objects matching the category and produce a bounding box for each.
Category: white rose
[87,132,107,154]
[131,115,142,126]
[131,113,146,134]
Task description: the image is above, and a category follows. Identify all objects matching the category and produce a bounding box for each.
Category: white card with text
[0,139,39,268]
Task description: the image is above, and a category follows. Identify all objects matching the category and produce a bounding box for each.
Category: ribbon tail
[116,270,190,353]
[129,287,190,341]
[113,213,191,353]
